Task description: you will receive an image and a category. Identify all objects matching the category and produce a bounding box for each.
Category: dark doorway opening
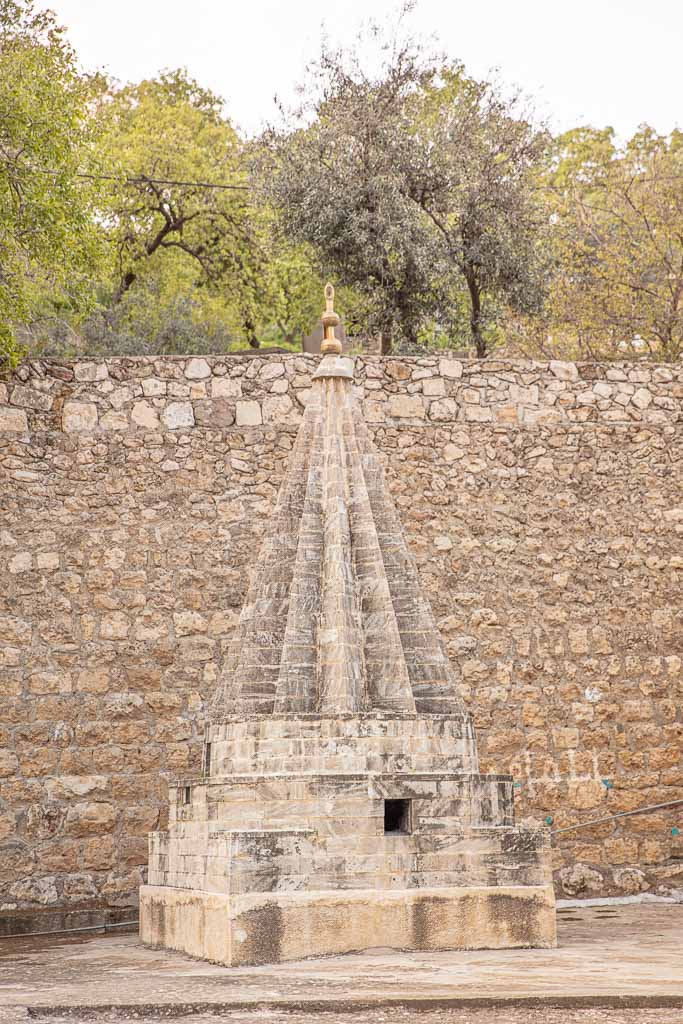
[384,799,411,834]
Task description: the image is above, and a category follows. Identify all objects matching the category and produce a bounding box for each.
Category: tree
[264,30,550,355]
[0,0,101,365]
[261,37,450,352]
[92,71,266,347]
[401,69,551,356]
[534,126,683,360]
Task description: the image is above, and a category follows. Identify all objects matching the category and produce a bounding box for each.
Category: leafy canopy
[0,0,102,364]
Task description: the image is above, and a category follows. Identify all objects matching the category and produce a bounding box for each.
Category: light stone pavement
[0,905,681,1021]
[6,1008,683,1024]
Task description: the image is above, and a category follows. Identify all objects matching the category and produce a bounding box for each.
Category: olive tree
[263,31,550,355]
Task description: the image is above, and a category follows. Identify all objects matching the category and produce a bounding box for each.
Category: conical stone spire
[211,285,465,720]
[142,285,556,964]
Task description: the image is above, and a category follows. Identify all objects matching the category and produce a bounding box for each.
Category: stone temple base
[139,883,557,966]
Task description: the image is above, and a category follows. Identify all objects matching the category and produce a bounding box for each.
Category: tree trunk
[112,269,137,305]
[243,311,260,349]
[465,268,486,358]
[112,219,178,304]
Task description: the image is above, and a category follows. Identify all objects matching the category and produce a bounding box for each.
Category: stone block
[74,362,108,382]
[235,400,262,426]
[141,378,167,397]
[429,398,458,421]
[549,361,579,382]
[63,401,98,432]
[162,402,195,429]
[140,884,557,965]
[100,410,128,430]
[259,362,285,380]
[185,358,211,380]
[439,358,463,379]
[0,405,28,431]
[385,361,411,381]
[263,395,294,422]
[212,378,242,398]
[64,801,117,837]
[388,394,425,419]
[422,378,446,397]
[631,388,653,410]
[464,406,492,422]
[132,401,161,429]
[10,385,53,411]
[173,611,208,636]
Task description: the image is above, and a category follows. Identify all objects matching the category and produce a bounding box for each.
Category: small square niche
[384,798,412,834]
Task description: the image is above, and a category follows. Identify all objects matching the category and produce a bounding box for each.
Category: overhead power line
[17,165,683,195]
[30,167,252,191]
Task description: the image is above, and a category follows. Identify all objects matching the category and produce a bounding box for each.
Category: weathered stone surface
[8,552,32,573]
[140,883,556,966]
[64,801,117,837]
[161,402,194,429]
[62,401,98,432]
[388,394,425,419]
[99,410,128,430]
[1,351,681,926]
[131,401,160,429]
[429,398,458,421]
[74,361,108,382]
[141,378,167,397]
[235,400,262,426]
[558,863,604,897]
[262,395,294,422]
[422,377,446,396]
[10,385,53,411]
[549,360,579,381]
[211,377,241,398]
[439,358,463,379]
[257,361,284,381]
[0,405,28,431]
[185,358,211,380]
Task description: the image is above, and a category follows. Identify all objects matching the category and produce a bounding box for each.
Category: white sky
[45,0,682,139]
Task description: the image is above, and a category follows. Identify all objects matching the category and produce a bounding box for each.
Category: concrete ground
[0,904,681,1022]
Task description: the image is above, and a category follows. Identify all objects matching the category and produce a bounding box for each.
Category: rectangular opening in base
[384,798,412,833]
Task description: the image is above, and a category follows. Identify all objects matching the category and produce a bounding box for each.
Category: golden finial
[320,282,341,356]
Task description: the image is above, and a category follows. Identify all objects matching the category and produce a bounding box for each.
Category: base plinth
[139,883,557,966]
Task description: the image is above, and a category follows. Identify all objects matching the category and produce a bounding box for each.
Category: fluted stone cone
[211,354,467,722]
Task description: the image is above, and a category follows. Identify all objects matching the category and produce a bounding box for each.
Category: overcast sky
[45,0,682,139]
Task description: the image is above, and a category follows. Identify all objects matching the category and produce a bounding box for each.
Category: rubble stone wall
[1,353,682,923]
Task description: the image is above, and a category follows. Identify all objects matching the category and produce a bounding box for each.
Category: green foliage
[512,126,683,360]
[0,0,102,365]
[3,5,682,362]
[263,34,550,355]
[89,70,266,345]
[261,39,452,351]
[404,68,552,355]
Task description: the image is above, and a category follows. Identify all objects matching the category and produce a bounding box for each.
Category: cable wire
[27,168,252,191]
[551,798,683,836]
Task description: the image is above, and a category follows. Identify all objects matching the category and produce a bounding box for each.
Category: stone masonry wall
[1,353,682,926]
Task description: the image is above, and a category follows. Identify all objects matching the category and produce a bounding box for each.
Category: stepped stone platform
[139,289,556,965]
